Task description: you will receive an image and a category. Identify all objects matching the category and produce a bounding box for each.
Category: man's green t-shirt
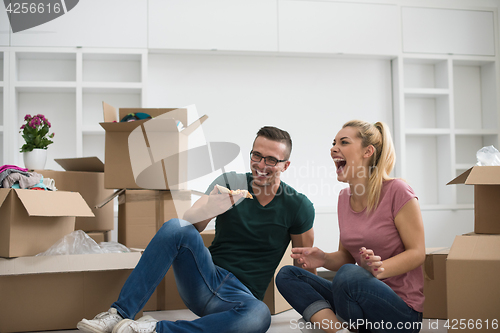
[204,172,315,300]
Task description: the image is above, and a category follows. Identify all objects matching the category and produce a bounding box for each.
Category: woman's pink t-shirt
[338,179,424,313]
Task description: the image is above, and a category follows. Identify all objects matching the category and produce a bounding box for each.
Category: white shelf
[454,129,498,135]
[404,88,449,97]
[82,83,143,94]
[14,82,77,93]
[406,128,451,135]
[419,204,473,211]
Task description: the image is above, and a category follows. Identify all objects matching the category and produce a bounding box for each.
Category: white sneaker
[112,316,158,333]
[77,308,123,333]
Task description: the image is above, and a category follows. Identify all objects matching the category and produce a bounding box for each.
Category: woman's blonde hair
[342,120,396,212]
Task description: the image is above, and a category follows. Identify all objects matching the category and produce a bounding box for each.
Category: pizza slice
[215,184,253,199]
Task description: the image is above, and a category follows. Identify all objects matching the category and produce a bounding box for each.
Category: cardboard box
[0,188,94,258]
[0,251,143,333]
[117,189,192,249]
[87,231,112,243]
[100,102,208,190]
[423,247,449,319]
[262,241,294,315]
[448,166,500,234]
[37,157,115,232]
[447,234,500,331]
[159,229,293,315]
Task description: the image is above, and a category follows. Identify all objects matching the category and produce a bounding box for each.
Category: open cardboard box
[448,166,500,234]
[36,157,114,232]
[100,102,208,190]
[0,189,94,258]
[447,234,500,330]
[423,247,449,319]
[0,250,143,332]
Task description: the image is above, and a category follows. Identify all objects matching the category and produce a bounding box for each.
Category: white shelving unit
[1,47,147,170]
[393,54,499,209]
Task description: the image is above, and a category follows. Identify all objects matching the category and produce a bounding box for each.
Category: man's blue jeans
[111,219,271,333]
[276,264,422,333]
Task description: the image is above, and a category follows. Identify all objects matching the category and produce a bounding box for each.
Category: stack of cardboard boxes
[423,167,500,329]
[0,160,144,332]
[99,103,293,315]
[445,167,500,331]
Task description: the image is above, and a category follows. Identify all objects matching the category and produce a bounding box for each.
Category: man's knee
[157,218,198,241]
[239,301,271,333]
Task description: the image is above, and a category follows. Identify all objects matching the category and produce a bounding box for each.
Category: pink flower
[24,114,31,121]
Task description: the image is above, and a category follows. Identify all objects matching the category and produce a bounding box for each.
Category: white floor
[34,309,447,333]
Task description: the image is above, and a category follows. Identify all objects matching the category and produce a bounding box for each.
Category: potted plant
[19,114,55,170]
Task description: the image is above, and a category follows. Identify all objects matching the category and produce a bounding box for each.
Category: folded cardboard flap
[14,189,94,217]
[424,247,449,281]
[55,157,105,173]
[0,189,9,206]
[95,189,125,209]
[96,189,194,209]
[100,120,144,132]
[0,250,142,276]
[447,166,500,185]
[103,101,118,122]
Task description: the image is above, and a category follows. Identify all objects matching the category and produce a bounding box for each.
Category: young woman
[276,120,425,333]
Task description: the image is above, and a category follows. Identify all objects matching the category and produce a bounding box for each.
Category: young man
[77,126,315,333]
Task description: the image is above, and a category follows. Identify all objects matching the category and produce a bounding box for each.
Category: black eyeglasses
[250,151,287,167]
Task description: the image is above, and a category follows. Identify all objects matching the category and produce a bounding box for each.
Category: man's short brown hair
[254,126,292,160]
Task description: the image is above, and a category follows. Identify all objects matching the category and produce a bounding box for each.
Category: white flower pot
[23,149,48,170]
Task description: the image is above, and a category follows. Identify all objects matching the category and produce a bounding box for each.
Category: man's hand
[290,247,326,270]
[183,185,245,231]
[359,247,384,278]
[206,186,244,217]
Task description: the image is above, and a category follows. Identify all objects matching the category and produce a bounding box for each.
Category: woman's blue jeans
[111,219,271,333]
[276,264,422,333]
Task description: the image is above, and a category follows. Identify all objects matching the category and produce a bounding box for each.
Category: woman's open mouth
[333,158,347,174]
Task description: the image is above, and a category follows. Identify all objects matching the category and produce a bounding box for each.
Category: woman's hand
[359,247,384,278]
[291,247,326,270]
